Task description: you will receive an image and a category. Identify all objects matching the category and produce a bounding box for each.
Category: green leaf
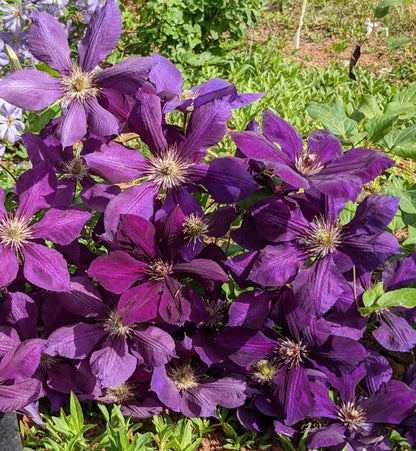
[391,83,416,105]
[384,102,416,120]
[362,282,384,308]
[374,0,407,18]
[356,95,382,119]
[69,392,83,433]
[306,100,358,143]
[387,37,413,50]
[402,225,416,246]
[339,200,358,225]
[366,114,398,143]
[384,124,416,158]
[376,288,416,309]
[25,103,61,134]
[35,62,61,78]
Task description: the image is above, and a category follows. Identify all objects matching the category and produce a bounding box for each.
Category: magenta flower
[0,163,91,291]
[0,1,153,147]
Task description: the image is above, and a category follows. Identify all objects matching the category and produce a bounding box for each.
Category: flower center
[251,359,279,384]
[104,382,136,404]
[276,338,307,368]
[294,152,324,176]
[39,353,57,373]
[337,401,368,432]
[60,157,90,181]
[146,258,173,281]
[302,216,343,259]
[144,148,192,191]
[169,364,199,392]
[61,66,97,102]
[102,310,134,339]
[0,214,33,250]
[183,213,208,248]
[6,117,15,127]
[202,298,226,328]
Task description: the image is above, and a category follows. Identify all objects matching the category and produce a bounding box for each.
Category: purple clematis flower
[88,211,227,324]
[306,364,416,450]
[0,1,153,147]
[232,110,394,201]
[235,192,400,317]
[0,163,91,291]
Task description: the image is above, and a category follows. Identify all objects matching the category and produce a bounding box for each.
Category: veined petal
[173,258,228,291]
[83,141,147,184]
[96,57,154,94]
[307,129,342,162]
[22,242,70,292]
[131,326,176,367]
[80,179,120,212]
[0,246,19,289]
[90,339,137,387]
[85,97,119,137]
[118,282,160,325]
[78,0,121,72]
[32,207,91,245]
[117,214,157,260]
[149,53,183,95]
[0,379,41,412]
[191,158,259,203]
[55,100,87,148]
[29,10,72,74]
[0,70,62,110]
[262,110,303,160]
[87,250,147,294]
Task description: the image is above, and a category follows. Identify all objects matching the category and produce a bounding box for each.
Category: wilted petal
[29,10,71,74]
[32,207,91,245]
[0,70,62,110]
[78,0,121,72]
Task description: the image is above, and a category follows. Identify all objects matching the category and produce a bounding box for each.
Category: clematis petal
[80,179,121,212]
[22,242,70,292]
[31,207,91,245]
[55,100,87,148]
[85,97,119,137]
[3,292,38,340]
[88,250,147,294]
[78,0,121,72]
[96,57,154,94]
[29,10,72,74]
[131,326,176,367]
[307,129,343,163]
[0,379,42,412]
[0,69,62,110]
[90,339,137,387]
[373,310,416,352]
[0,246,19,289]
[149,53,183,95]
[227,290,275,329]
[118,282,160,325]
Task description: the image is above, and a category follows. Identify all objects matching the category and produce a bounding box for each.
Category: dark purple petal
[149,53,182,94]
[15,162,57,219]
[3,292,38,340]
[191,158,259,203]
[55,101,87,148]
[362,380,416,424]
[78,0,121,72]
[180,100,232,158]
[345,195,400,235]
[118,282,160,325]
[83,141,147,184]
[0,379,42,412]
[128,92,167,154]
[227,290,275,329]
[22,243,70,292]
[131,326,176,367]
[47,323,102,359]
[229,92,266,109]
[31,207,91,245]
[249,244,306,287]
[88,251,147,294]
[90,339,137,387]
[262,110,303,159]
[306,424,347,449]
[80,179,121,212]
[0,246,19,289]
[294,256,348,317]
[307,129,343,162]
[150,366,181,410]
[363,346,392,394]
[0,70,62,110]
[85,97,119,137]
[29,10,72,74]
[173,259,228,292]
[97,57,154,94]
[373,310,416,352]
[0,339,45,382]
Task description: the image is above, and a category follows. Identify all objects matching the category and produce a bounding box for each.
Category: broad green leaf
[384,124,416,156]
[377,287,416,309]
[25,104,61,135]
[356,95,382,119]
[402,225,416,246]
[384,102,416,119]
[306,100,358,143]
[339,200,358,225]
[387,38,413,50]
[362,282,384,308]
[374,0,407,18]
[366,114,398,143]
[391,83,416,105]
[35,62,61,78]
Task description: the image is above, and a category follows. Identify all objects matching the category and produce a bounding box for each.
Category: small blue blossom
[0,99,25,143]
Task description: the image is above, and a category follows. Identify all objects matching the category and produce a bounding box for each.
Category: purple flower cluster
[1,2,416,448]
